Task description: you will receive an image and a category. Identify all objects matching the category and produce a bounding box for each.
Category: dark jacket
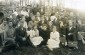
[66,26,77,41]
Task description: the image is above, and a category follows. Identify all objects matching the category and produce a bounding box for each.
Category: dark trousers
[2,40,17,52]
[0,34,3,46]
[15,37,33,47]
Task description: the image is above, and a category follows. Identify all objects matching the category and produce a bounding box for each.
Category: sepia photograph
[0,0,85,55]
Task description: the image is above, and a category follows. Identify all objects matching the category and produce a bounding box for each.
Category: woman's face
[53,26,56,32]
[36,12,40,17]
[34,26,37,30]
[60,21,64,27]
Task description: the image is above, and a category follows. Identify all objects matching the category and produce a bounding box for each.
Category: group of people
[0,6,79,52]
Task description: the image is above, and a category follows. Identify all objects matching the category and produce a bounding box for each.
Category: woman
[28,25,43,47]
[47,26,60,51]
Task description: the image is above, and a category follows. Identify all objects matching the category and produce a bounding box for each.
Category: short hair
[0,12,4,18]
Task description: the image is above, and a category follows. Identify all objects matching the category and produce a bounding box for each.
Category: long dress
[47,31,60,49]
[28,29,43,46]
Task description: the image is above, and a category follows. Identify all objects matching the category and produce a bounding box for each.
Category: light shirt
[50,16,57,22]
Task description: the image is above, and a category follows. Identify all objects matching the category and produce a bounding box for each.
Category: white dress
[47,31,60,49]
[28,29,43,46]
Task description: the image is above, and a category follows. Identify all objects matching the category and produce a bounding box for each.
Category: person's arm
[36,30,39,36]
[0,28,5,34]
[50,32,52,39]
[55,32,60,41]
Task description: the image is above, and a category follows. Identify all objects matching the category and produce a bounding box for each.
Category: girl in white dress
[29,25,43,47]
[47,26,60,51]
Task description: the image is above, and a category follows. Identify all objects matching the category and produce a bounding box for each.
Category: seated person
[66,20,78,48]
[47,26,60,51]
[1,21,17,52]
[78,32,85,44]
[66,20,76,42]
[15,20,28,47]
[0,20,8,45]
[59,21,67,46]
[39,24,50,46]
[5,21,15,41]
[27,25,43,47]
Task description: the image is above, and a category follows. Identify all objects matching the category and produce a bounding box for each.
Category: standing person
[28,25,43,47]
[47,26,60,51]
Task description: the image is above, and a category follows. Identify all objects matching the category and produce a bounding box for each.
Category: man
[0,12,5,46]
[0,12,8,52]
[15,20,28,47]
[66,20,78,48]
[5,21,15,41]
[39,24,50,46]
[2,21,17,52]
[38,15,47,27]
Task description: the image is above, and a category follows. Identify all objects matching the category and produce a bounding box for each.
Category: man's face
[3,21,7,25]
[20,21,24,27]
[69,21,73,27]
[43,26,47,31]
[8,22,13,27]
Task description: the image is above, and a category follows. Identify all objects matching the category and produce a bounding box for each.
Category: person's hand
[68,33,72,35]
[22,37,26,41]
[63,35,65,37]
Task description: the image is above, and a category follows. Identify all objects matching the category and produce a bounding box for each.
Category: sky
[0,0,85,11]
[64,0,85,11]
